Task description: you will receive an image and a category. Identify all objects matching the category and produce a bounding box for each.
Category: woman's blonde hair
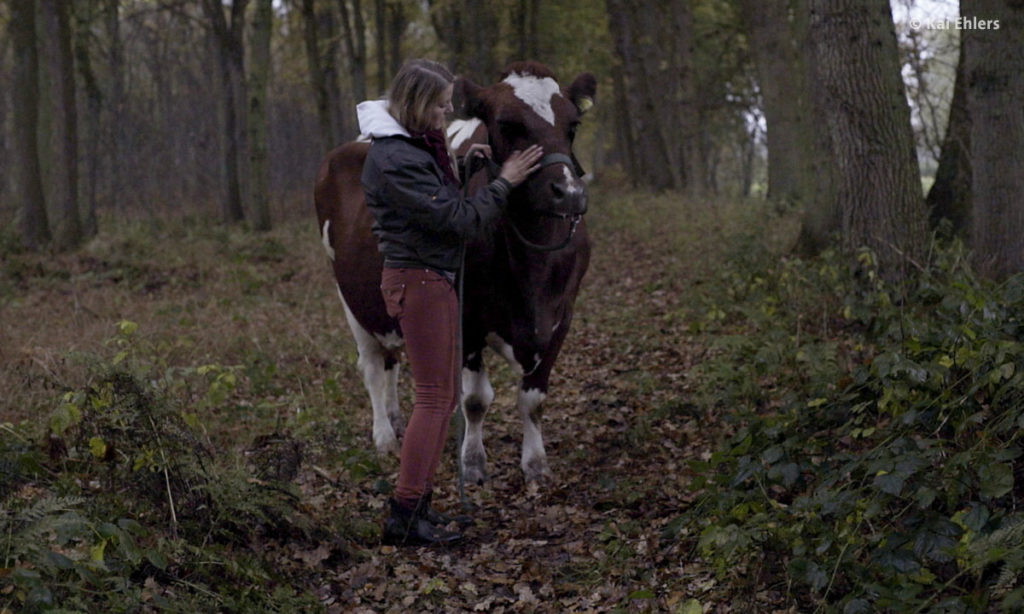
[388,59,455,134]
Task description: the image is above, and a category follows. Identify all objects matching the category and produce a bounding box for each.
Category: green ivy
[680,239,1024,612]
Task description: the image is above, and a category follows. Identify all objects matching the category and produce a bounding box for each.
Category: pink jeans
[380,267,459,506]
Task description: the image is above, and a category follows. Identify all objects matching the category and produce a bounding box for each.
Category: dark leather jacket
[361,135,512,275]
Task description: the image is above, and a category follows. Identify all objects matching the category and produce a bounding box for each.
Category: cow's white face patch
[321,220,335,260]
[503,72,562,126]
[448,118,483,151]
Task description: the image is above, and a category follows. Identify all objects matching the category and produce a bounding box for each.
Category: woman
[359,59,544,545]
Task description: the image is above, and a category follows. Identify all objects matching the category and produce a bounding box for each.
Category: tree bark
[375,0,387,94]
[301,0,346,150]
[965,0,1024,279]
[74,0,103,238]
[739,0,810,205]
[606,0,695,192]
[338,0,368,103]
[11,0,51,249]
[385,0,407,81]
[105,0,127,214]
[202,0,249,224]
[44,0,83,250]
[249,0,273,231]
[428,0,499,79]
[792,0,839,256]
[514,0,540,61]
[806,0,927,276]
[926,38,971,237]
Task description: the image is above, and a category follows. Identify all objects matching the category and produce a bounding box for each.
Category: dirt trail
[315,227,716,613]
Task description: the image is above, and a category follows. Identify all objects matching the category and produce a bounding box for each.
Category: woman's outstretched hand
[499,145,544,187]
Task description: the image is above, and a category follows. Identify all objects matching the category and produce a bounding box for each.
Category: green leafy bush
[681,239,1024,612]
[1,323,330,613]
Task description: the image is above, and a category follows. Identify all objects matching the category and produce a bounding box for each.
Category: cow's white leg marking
[321,220,335,260]
[486,332,524,375]
[338,285,402,455]
[518,387,550,482]
[461,366,494,485]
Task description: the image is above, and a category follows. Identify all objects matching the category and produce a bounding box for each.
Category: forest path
[315,224,731,613]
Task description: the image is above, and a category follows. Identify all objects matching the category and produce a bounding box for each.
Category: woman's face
[427,84,455,131]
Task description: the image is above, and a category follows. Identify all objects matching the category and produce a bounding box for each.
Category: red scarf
[412,129,459,186]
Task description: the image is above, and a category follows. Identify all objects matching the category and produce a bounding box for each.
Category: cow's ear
[568,72,597,115]
[456,77,487,120]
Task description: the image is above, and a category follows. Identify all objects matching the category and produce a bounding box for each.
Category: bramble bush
[1,322,327,613]
[677,237,1024,613]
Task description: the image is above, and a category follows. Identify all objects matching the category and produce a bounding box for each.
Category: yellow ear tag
[577,97,594,114]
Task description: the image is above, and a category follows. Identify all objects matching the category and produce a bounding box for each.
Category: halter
[464,151,585,252]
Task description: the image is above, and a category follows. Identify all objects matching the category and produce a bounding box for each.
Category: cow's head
[459,62,597,219]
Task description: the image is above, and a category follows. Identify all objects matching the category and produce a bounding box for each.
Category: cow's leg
[516,320,573,483]
[383,356,401,438]
[338,287,403,455]
[460,351,493,485]
[517,386,551,483]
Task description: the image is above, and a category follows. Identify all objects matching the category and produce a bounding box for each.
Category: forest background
[3,0,1024,612]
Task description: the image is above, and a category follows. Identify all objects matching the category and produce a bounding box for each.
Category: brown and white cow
[314,62,596,484]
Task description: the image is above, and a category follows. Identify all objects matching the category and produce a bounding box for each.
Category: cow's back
[314,142,394,338]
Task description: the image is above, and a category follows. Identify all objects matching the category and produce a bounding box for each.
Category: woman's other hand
[464,143,492,160]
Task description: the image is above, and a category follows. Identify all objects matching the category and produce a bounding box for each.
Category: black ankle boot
[422,491,473,528]
[382,498,461,546]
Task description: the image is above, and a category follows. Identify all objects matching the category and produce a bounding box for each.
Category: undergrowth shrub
[1,322,330,613]
[679,238,1024,613]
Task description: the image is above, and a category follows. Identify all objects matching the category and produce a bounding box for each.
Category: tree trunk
[203,0,249,224]
[105,0,127,215]
[374,0,386,93]
[965,0,1024,279]
[11,0,51,249]
[43,0,82,250]
[338,0,368,103]
[926,38,971,237]
[249,0,273,231]
[74,0,103,238]
[386,0,407,81]
[739,0,809,205]
[372,0,406,91]
[792,0,839,256]
[806,0,927,276]
[676,1,702,196]
[606,0,694,192]
[301,0,346,150]
[428,0,499,79]
[609,61,636,179]
[514,0,540,61]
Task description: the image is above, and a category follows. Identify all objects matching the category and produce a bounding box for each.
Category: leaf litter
[296,226,771,613]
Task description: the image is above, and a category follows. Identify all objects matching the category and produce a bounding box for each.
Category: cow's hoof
[462,451,488,485]
[374,432,400,456]
[523,458,552,484]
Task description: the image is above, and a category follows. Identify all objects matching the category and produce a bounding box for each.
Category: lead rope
[455,154,486,511]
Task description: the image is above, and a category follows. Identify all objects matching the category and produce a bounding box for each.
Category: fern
[967,516,1024,571]
[1,495,87,567]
